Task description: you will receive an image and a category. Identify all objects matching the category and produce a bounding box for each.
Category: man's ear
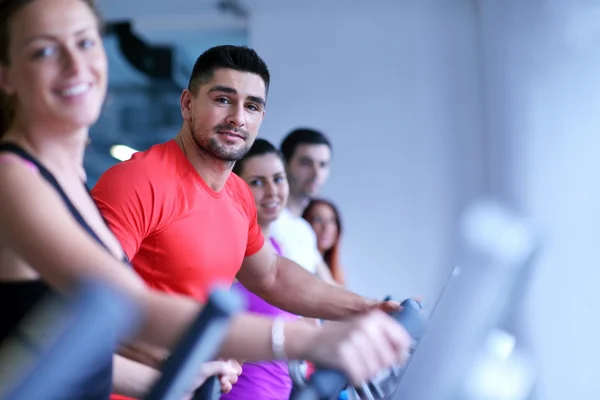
[180,89,193,120]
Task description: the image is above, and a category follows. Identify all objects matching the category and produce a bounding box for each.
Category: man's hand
[372,296,424,314]
[298,309,412,386]
[373,299,402,313]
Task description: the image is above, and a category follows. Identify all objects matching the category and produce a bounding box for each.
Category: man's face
[180,68,266,162]
[286,143,331,198]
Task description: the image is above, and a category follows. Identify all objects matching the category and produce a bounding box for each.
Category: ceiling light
[110,144,138,162]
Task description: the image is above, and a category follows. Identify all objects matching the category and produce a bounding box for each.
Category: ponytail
[0,90,13,139]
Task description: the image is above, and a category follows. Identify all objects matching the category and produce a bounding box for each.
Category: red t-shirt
[92,139,264,300]
[92,140,265,400]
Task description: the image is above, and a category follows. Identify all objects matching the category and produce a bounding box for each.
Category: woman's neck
[3,122,89,179]
[260,223,270,238]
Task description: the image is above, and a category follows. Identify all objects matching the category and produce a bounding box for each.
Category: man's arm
[112,355,160,398]
[116,342,168,369]
[236,242,376,320]
[91,161,164,260]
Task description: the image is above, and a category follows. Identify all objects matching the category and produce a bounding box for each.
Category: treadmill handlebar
[294,298,426,400]
[145,288,243,400]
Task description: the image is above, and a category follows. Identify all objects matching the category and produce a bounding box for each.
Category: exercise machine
[0,280,141,400]
[290,298,427,400]
[289,199,541,400]
[145,288,243,400]
[0,282,243,400]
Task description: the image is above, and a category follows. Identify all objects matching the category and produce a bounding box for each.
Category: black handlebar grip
[1,280,141,400]
[292,298,426,400]
[145,288,242,400]
[193,375,221,400]
[393,299,427,342]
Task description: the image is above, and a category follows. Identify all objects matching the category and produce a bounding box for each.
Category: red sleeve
[91,160,164,260]
[238,179,265,257]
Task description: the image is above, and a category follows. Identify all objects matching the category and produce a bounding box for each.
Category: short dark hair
[233,139,283,176]
[280,128,332,162]
[187,45,270,96]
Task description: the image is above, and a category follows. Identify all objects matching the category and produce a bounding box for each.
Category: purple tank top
[222,237,298,400]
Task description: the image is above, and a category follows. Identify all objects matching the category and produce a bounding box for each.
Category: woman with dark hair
[225,138,299,399]
[303,199,345,286]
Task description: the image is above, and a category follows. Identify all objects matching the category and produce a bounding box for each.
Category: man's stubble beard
[189,117,254,163]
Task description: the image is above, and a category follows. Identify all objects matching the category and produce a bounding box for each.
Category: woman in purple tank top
[224,139,298,399]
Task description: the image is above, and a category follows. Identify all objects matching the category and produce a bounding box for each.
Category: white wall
[479,1,599,399]
[250,1,598,398]
[249,1,485,304]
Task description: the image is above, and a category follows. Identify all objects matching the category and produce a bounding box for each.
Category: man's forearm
[117,342,169,369]
[112,354,160,398]
[250,256,375,320]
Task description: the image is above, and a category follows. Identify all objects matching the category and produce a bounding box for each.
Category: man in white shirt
[270,128,335,282]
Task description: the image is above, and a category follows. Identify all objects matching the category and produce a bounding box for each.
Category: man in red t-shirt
[92,45,407,398]
[93,138,264,302]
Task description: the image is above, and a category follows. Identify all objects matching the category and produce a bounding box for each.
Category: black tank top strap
[0,142,111,253]
[82,184,130,264]
[0,142,116,399]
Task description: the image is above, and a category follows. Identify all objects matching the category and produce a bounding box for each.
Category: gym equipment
[144,287,243,400]
[193,374,222,399]
[104,21,183,89]
[392,199,541,400]
[156,198,541,400]
[0,280,141,400]
[287,275,458,400]
[289,198,541,400]
[192,297,426,400]
[0,282,243,400]
[289,298,427,400]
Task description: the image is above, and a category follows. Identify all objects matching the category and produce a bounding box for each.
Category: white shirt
[270,208,322,274]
